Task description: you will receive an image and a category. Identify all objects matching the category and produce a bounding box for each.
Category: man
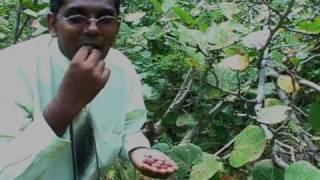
[0,0,177,179]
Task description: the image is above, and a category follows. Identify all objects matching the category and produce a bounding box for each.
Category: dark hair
[49,0,120,15]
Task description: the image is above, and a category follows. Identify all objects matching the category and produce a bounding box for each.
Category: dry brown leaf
[219,55,249,71]
[277,75,301,93]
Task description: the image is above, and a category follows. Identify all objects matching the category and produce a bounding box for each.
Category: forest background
[1,0,320,179]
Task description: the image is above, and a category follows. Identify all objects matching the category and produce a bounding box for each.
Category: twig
[275,139,296,162]
[214,137,236,157]
[180,100,227,144]
[284,26,320,36]
[163,68,195,117]
[151,68,195,137]
[301,54,320,65]
[272,143,289,168]
[298,79,320,93]
[255,0,295,110]
[255,58,268,111]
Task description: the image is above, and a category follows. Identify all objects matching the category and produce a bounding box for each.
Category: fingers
[144,151,178,170]
[139,153,178,177]
[94,60,106,75]
[101,67,111,84]
[84,49,102,68]
[73,46,91,62]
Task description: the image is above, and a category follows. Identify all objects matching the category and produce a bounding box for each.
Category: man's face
[48,0,119,60]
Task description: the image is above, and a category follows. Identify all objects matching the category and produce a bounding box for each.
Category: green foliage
[251,159,284,180]
[257,105,291,125]
[229,126,266,168]
[285,161,320,180]
[309,101,320,130]
[189,153,223,180]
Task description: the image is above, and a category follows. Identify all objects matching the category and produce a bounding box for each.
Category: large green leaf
[309,101,320,131]
[252,159,284,180]
[190,153,223,180]
[229,126,266,168]
[257,105,291,125]
[285,161,320,180]
[298,17,320,33]
[168,143,203,179]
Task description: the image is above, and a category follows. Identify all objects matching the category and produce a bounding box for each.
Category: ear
[47,13,58,37]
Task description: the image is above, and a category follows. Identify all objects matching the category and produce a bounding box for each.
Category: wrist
[129,147,151,161]
[43,97,81,136]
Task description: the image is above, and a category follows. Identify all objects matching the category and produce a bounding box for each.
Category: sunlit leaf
[285,161,320,180]
[257,105,291,125]
[242,30,270,49]
[207,22,238,49]
[124,12,146,24]
[23,9,38,18]
[298,17,320,33]
[229,126,266,168]
[264,98,283,107]
[162,0,176,12]
[277,75,301,93]
[219,2,240,20]
[173,6,195,25]
[219,55,249,71]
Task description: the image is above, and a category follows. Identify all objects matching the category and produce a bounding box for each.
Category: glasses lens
[67,15,87,25]
[98,16,118,27]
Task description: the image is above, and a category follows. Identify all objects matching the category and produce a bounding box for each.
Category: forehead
[61,0,116,13]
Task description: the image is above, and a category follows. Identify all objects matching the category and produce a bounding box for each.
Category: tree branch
[149,68,195,138]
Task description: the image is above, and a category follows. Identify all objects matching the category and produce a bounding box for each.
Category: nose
[85,20,99,35]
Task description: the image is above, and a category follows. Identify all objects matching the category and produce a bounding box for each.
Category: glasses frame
[58,14,121,28]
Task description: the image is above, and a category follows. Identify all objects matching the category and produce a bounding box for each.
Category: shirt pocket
[97,131,122,169]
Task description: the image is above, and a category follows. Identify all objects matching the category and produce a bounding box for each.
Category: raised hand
[129,148,178,179]
[43,46,111,135]
[55,46,110,112]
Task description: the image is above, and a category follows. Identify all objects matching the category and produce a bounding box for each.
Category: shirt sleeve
[0,53,70,179]
[119,66,151,160]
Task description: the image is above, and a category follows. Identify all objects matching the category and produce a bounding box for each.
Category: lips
[80,42,101,49]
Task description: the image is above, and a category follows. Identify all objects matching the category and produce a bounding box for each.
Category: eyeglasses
[59,14,121,29]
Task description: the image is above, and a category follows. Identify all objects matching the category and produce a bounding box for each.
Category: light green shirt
[0,35,150,180]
